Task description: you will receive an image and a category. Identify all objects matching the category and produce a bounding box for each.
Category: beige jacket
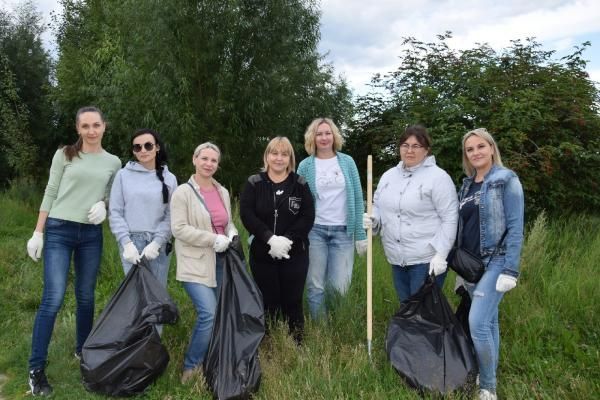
[170,177,238,286]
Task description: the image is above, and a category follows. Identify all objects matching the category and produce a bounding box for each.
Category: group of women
[25,106,523,400]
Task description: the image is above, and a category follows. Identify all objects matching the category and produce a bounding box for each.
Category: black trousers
[249,251,308,340]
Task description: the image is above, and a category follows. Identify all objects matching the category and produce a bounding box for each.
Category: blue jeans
[391,262,446,303]
[306,224,354,319]
[468,256,506,392]
[182,254,224,371]
[120,232,170,288]
[29,218,103,370]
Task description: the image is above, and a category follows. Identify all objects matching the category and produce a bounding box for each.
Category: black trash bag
[203,236,265,400]
[80,258,179,397]
[455,284,472,342]
[385,275,477,394]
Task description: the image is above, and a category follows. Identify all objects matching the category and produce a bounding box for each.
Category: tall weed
[0,190,598,399]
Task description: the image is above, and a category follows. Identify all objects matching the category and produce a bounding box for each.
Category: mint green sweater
[40,149,121,223]
[297,152,367,241]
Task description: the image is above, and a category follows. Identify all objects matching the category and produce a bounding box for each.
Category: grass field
[0,186,598,399]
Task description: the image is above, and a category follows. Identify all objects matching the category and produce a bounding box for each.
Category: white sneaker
[479,389,497,400]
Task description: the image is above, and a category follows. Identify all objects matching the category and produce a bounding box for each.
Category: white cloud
[5,0,599,93]
[319,0,600,95]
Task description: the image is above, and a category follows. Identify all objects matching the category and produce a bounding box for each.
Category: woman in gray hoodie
[109,129,178,287]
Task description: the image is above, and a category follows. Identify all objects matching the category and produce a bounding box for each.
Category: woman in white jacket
[364,125,458,302]
[170,142,237,383]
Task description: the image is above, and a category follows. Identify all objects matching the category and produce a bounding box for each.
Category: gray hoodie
[109,161,178,246]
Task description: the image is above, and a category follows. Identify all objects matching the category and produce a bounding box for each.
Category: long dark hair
[132,128,170,204]
[64,106,105,161]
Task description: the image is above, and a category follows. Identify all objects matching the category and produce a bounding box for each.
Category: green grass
[0,191,598,399]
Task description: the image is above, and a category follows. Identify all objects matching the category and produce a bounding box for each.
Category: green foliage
[347,33,600,216]
[53,0,353,191]
[0,2,53,186]
[0,52,34,184]
[0,190,599,399]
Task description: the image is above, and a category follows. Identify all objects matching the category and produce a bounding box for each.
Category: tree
[0,52,35,185]
[0,2,52,186]
[346,33,600,216]
[53,0,352,192]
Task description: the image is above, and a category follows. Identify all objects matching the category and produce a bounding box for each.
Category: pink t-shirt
[200,186,228,234]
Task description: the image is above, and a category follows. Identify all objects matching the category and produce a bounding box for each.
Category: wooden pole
[367,155,373,359]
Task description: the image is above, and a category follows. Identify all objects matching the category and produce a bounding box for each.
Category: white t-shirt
[315,156,347,225]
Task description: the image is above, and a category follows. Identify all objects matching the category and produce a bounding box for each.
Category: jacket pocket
[179,243,208,259]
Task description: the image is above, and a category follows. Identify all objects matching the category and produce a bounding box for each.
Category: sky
[5,0,600,97]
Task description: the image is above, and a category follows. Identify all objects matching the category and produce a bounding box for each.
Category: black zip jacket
[240,171,315,262]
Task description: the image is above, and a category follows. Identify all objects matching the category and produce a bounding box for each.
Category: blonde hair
[303,117,344,155]
[461,128,503,176]
[263,136,296,173]
[193,142,221,162]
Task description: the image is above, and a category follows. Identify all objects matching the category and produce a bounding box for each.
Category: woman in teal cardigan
[297,117,367,319]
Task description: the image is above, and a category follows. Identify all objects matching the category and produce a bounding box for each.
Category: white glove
[213,234,231,253]
[141,241,161,260]
[428,253,448,276]
[123,242,141,264]
[355,239,368,256]
[27,231,44,262]
[267,235,292,260]
[88,201,107,225]
[496,274,517,292]
[362,213,374,229]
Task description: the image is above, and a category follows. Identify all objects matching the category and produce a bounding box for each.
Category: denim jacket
[458,164,524,278]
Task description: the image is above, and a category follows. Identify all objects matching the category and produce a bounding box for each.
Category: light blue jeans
[119,232,171,288]
[29,218,103,370]
[468,255,506,392]
[306,224,355,319]
[391,262,446,303]
[181,254,224,371]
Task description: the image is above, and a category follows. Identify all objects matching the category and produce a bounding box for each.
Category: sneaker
[28,368,53,396]
[181,366,205,384]
[180,369,195,384]
[479,389,497,400]
[74,351,82,361]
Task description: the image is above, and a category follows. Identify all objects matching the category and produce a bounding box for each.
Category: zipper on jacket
[273,191,278,234]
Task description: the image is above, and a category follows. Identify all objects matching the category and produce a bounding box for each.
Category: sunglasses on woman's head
[132,142,155,152]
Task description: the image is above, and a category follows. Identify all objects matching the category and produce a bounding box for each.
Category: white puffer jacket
[372,156,458,266]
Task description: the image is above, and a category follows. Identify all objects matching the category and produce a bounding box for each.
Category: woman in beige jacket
[170,142,237,383]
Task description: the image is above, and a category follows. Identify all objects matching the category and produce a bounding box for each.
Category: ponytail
[63,136,83,161]
[156,164,169,204]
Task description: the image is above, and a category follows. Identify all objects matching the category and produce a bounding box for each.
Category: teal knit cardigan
[297,152,367,241]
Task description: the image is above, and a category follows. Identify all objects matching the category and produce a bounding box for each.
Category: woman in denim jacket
[457,128,524,400]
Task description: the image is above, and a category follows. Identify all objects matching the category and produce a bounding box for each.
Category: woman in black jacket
[240,136,315,343]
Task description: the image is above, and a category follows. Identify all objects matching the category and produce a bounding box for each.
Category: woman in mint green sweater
[297,117,367,319]
[25,106,121,397]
